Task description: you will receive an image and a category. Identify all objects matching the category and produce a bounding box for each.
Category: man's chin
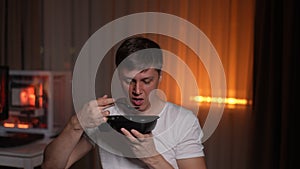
[135,106,144,112]
[134,106,148,113]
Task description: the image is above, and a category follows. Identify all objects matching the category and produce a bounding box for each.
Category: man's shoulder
[161,102,198,124]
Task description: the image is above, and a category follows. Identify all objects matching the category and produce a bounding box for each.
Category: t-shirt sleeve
[175,115,205,159]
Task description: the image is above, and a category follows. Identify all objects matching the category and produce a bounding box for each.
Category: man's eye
[143,79,152,84]
[124,79,132,84]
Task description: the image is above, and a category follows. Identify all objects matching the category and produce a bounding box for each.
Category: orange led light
[3,122,15,128]
[17,123,30,129]
[191,96,249,105]
[39,83,43,107]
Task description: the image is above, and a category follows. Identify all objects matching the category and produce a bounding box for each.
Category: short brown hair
[115,36,163,73]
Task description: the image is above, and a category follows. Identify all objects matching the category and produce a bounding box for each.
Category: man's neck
[143,98,166,116]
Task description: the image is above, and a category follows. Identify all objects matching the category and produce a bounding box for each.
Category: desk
[0,138,52,169]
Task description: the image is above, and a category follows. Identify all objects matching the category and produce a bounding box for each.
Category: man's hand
[121,128,158,158]
[77,95,114,129]
[121,128,174,169]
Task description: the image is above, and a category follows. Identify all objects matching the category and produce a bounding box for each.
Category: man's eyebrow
[121,76,154,81]
[141,77,154,80]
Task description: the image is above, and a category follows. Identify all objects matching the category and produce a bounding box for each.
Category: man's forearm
[142,154,174,169]
[42,115,84,169]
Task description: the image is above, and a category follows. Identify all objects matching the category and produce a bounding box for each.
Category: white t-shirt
[85,102,205,169]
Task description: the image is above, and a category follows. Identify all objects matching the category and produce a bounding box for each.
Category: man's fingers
[121,128,137,142]
[101,110,110,116]
[87,100,98,107]
[103,116,108,122]
[121,128,132,136]
[121,128,150,143]
[97,97,115,106]
[101,104,114,110]
[131,129,144,138]
[131,129,151,142]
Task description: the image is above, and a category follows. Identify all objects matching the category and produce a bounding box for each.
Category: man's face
[119,68,161,112]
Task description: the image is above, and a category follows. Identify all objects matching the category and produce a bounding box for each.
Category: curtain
[0,0,254,101]
[0,0,42,69]
[251,0,299,168]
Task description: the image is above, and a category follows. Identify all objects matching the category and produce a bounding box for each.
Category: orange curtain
[1,0,254,104]
[37,0,255,105]
[130,0,255,106]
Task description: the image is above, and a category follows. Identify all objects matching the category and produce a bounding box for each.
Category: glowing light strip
[17,124,30,129]
[192,96,249,105]
[3,123,31,129]
[3,122,15,128]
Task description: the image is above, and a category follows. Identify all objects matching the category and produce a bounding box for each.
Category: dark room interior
[0,0,299,169]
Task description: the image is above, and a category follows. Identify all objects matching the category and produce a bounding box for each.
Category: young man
[42,36,207,169]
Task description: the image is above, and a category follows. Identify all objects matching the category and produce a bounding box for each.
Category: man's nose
[132,82,142,95]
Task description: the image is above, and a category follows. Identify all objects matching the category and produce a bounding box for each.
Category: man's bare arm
[177,157,207,169]
[42,115,92,169]
[42,96,114,169]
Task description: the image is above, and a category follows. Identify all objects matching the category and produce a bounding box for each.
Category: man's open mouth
[131,98,144,106]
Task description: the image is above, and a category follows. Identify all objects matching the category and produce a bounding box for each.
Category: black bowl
[106,115,159,134]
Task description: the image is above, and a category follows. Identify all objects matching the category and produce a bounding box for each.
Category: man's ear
[159,74,162,82]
